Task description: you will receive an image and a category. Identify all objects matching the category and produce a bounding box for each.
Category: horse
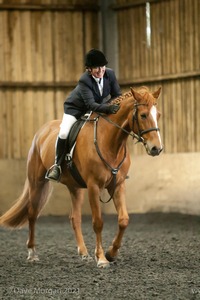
[0,86,163,268]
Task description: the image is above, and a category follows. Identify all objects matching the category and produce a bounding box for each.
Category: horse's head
[130,86,163,156]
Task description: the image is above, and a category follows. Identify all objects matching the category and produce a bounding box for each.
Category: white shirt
[93,76,103,96]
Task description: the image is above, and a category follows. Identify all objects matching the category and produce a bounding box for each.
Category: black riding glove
[107,104,120,114]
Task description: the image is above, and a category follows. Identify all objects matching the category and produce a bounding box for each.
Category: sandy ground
[0,213,200,300]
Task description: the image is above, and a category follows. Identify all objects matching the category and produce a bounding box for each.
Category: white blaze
[150,106,162,145]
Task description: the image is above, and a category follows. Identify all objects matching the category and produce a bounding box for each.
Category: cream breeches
[58,113,77,139]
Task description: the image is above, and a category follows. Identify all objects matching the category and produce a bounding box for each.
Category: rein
[96,113,144,143]
[93,116,127,203]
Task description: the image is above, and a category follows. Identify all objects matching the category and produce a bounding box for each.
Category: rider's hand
[107,104,120,114]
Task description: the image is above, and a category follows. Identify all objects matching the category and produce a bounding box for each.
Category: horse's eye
[141,114,147,120]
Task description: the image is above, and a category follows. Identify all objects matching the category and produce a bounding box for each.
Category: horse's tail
[0,178,52,229]
[0,178,30,228]
[0,122,57,229]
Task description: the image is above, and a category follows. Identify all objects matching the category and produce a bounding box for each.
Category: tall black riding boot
[46,137,66,182]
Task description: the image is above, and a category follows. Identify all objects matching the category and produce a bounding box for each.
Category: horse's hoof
[95,256,110,268]
[27,256,39,262]
[105,251,117,262]
[97,260,110,268]
[81,254,93,262]
[27,248,39,262]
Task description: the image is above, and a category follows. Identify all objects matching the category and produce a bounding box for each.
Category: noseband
[133,103,160,143]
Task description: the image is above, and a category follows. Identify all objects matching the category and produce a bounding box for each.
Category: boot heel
[45,165,62,182]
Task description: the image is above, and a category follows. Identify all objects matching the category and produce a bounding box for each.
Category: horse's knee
[119,217,129,230]
[93,217,103,233]
[70,216,81,230]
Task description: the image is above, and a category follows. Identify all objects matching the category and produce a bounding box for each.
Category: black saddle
[64,116,88,187]
[66,118,86,154]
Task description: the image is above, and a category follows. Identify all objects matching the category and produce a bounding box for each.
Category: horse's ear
[152,87,162,99]
[130,87,143,102]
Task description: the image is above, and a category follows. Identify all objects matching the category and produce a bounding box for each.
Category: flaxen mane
[111,86,156,106]
[111,91,133,105]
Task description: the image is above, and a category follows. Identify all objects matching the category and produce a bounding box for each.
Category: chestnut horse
[0,86,163,268]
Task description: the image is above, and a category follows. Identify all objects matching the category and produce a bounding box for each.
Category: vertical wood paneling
[194,78,200,150]
[0,91,6,157]
[174,0,181,74]
[7,91,13,158]
[0,10,4,80]
[72,12,84,80]
[31,11,43,81]
[83,11,99,52]
[11,90,21,158]
[41,12,54,81]
[117,10,124,79]
[117,0,200,77]
[116,0,200,155]
[193,0,200,71]
[0,1,100,159]
[138,7,145,77]
[23,90,34,156]
[21,12,33,81]
[0,0,199,158]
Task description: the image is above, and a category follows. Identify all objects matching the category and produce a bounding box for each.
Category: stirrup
[45,164,62,182]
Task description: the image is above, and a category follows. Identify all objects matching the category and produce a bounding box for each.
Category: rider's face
[90,66,106,79]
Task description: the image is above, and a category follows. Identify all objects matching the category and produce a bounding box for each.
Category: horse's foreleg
[88,185,109,268]
[69,188,92,262]
[106,182,129,262]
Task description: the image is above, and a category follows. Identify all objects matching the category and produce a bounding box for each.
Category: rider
[46,48,121,182]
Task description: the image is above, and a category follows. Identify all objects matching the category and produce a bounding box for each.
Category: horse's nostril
[151,146,162,156]
[152,146,157,151]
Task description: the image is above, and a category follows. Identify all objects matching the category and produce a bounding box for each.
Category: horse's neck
[98,110,130,155]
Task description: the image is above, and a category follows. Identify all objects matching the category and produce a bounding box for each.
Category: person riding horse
[46,49,121,182]
[0,84,163,266]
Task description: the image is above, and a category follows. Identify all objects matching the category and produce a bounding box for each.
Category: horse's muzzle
[149,146,163,156]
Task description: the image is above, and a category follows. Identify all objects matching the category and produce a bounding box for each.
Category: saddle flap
[65,117,88,188]
[66,118,86,154]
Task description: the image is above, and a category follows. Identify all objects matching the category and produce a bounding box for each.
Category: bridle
[132,103,160,143]
[95,102,160,145]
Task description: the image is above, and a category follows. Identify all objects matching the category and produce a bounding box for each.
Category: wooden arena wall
[114,0,200,155]
[0,0,200,216]
[0,0,100,159]
[0,0,199,159]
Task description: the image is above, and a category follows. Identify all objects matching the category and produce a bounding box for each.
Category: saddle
[64,116,88,188]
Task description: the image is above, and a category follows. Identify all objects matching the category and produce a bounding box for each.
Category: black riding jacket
[64,68,121,119]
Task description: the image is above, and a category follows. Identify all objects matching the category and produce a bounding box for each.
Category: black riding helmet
[85,49,108,68]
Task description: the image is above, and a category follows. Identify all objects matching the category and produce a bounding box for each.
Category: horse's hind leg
[69,188,92,261]
[26,145,52,261]
[26,179,51,261]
